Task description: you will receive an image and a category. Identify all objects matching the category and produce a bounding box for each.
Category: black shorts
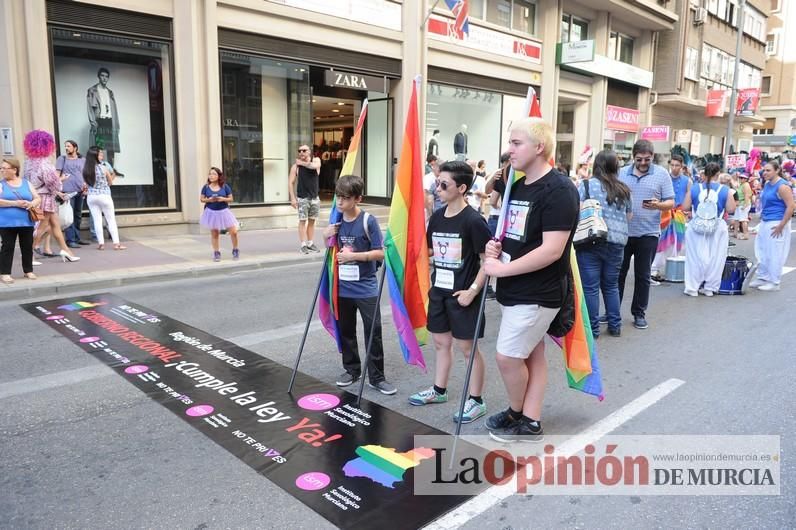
[427,289,486,340]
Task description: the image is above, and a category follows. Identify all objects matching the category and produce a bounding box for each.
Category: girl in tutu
[200,167,239,261]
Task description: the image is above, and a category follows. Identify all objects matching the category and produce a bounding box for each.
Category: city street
[1,234,794,529]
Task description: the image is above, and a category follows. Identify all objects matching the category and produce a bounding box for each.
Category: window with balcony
[608,32,634,64]
[561,13,588,43]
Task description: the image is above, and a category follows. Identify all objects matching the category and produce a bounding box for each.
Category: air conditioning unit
[694,7,707,25]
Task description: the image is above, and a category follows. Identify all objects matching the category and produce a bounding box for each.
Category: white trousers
[684,222,728,293]
[754,219,792,285]
[87,193,119,245]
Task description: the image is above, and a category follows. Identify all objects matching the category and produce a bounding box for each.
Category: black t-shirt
[427,205,492,295]
[493,177,506,196]
[497,169,579,308]
[296,164,319,199]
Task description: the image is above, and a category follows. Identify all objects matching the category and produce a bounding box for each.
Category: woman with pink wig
[25,130,80,262]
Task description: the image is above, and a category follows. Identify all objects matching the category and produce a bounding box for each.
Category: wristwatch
[469,281,480,291]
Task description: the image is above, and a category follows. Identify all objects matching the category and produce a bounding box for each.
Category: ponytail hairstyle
[703,162,721,186]
[82,146,101,188]
[764,160,783,180]
[592,149,631,206]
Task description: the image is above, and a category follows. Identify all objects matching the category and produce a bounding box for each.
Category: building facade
[653,0,768,161]
[0,0,677,229]
[754,0,796,155]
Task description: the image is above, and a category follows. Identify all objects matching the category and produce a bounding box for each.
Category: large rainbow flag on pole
[383,76,429,370]
[495,87,603,399]
[317,101,369,352]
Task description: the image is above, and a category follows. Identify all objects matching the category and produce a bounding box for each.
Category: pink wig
[23,130,55,158]
[782,159,795,177]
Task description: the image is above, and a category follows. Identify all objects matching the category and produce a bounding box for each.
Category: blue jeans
[576,242,625,335]
[487,215,499,236]
[64,193,84,244]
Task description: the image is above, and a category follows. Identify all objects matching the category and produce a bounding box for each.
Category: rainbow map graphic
[342,445,435,488]
[57,301,106,311]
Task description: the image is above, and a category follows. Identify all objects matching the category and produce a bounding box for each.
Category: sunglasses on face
[437,180,459,191]
[298,148,309,153]
[635,158,652,164]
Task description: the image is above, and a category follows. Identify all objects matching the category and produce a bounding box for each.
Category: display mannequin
[453,124,468,161]
[427,129,439,159]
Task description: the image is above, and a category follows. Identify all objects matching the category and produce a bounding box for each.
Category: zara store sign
[324,70,388,93]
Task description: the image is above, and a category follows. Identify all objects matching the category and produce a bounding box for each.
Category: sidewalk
[0,225,327,301]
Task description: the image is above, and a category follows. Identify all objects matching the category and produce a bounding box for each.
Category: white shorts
[496,304,560,359]
[733,206,750,222]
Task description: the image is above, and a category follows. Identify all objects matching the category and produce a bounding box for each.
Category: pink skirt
[200,207,238,230]
[39,193,57,213]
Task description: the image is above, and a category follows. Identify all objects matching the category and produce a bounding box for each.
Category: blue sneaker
[408,387,448,406]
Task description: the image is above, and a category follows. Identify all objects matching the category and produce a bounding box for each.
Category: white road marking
[0,365,113,400]
[424,378,686,530]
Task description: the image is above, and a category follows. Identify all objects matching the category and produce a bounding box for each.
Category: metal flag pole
[355,264,388,406]
[449,278,490,468]
[287,247,330,393]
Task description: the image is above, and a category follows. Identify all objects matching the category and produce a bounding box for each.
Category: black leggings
[0,226,34,275]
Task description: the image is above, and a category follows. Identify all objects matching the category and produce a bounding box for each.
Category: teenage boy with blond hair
[483,118,579,442]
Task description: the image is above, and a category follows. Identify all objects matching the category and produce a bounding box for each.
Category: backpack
[361,211,383,268]
[573,179,609,248]
[691,183,721,235]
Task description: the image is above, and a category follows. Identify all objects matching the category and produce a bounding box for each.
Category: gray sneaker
[453,398,487,424]
[368,380,397,395]
[335,372,359,387]
[307,241,320,253]
[300,245,310,254]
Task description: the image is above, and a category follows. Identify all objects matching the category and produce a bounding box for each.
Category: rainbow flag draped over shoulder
[496,87,603,399]
[383,77,429,370]
[317,101,368,352]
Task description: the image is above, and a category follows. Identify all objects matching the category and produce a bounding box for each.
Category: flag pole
[288,248,330,393]
[355,264,387,406]
[449,86,535,465]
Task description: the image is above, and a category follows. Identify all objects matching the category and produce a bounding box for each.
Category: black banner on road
[23,294,485,529]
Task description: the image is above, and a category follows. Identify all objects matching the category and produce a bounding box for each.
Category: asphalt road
[1,234,794,529]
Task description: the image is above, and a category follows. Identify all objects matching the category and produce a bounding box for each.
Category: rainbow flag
[383,76,429,370]
[317,102,368,352]
[495,86,603,399]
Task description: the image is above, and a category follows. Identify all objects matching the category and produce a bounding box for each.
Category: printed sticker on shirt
[504,200,532,242]
[434,268,455,290]
[339,264,360,282]
[431,233,463,269]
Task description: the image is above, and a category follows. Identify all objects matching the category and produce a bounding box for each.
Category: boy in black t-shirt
[408,161,492,424]
[483,118,579,442]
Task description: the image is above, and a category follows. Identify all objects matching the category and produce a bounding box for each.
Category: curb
[0,254,325,302]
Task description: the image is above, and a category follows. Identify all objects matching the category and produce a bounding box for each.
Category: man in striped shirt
[618,140,674,330]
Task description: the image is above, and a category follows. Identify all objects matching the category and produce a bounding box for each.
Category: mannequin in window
[427,129,440,159]
[454,124,468,161]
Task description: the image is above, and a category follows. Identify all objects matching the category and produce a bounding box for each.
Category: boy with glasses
[409,161,492,423]
[289,145,322,254]
[323,175,396,395]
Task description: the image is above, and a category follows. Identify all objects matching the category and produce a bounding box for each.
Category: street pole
[724,0,746,157]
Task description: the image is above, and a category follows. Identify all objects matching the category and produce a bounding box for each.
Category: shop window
[425,83,502,170]
[220,52,311,205]
[609,32,634,64]
[51,29,178,210]
[561,13,588,43]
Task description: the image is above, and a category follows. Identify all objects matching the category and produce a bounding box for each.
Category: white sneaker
[684,289,698,297]
[32,260,42,266]
[748,277,765,288]
[698,289,714,297]
[758,282,780,291]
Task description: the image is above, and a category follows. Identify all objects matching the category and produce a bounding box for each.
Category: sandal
[24,272,37,280]
[1,275,13,284]
[113,244,127,250]
[97,244,105,250]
